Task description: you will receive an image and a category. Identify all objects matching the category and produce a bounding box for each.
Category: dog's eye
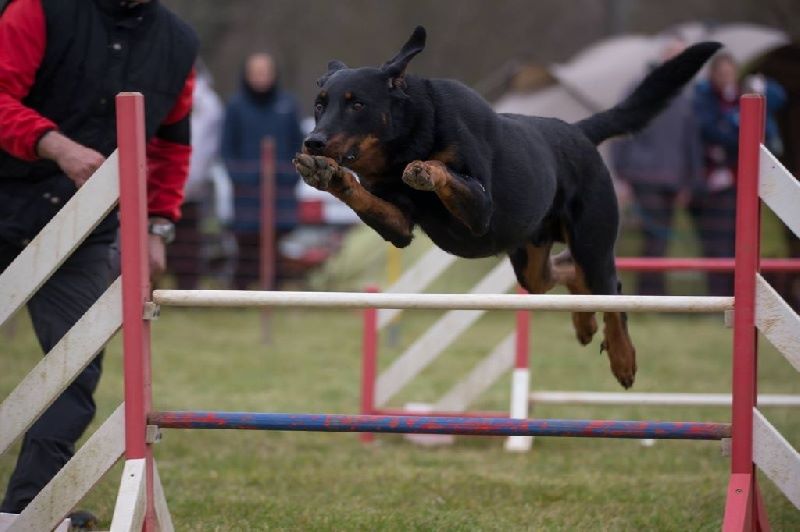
[314,103,324,113]
[352,102,364,111]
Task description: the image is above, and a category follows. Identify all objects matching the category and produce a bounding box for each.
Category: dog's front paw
[402,161,438,191]
[293,154,341,191]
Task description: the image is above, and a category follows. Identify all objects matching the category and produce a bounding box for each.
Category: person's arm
[145,69,195,278]
[0,0,105,185]
[146,68,196,222]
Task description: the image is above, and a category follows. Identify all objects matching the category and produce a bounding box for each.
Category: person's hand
[37,131,106,188]
[148,233,167,282]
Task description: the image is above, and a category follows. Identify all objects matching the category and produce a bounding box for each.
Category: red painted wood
[515,287,530,370]
[116,92,156,530]
[723,473,753,532]
[360,285,378,443]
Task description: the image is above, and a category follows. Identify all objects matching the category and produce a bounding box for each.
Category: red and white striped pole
[116,93,157,530]
[723,94,769,532]
[505,286,532,451]
[360,285,379,443]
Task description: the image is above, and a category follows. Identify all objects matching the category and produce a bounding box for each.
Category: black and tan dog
[294,27,720,388]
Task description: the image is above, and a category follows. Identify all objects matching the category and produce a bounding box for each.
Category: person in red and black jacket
[0,0,197,518]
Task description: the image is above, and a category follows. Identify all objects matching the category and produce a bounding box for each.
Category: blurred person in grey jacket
[612,37,703,295]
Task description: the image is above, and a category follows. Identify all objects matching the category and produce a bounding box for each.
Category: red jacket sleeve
[0,0,57,161]
[146,68,195,221]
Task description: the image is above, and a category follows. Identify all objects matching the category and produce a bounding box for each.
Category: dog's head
[303,26,426,175]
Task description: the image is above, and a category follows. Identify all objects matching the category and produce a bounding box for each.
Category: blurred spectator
[168,60,226,289]
[221,52,304,289]
[612,37,703,295]
[693,53,786,296]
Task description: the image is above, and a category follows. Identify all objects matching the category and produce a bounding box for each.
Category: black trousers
[0,177,116,513]
[631,184,679,296]
[689,188,737,297]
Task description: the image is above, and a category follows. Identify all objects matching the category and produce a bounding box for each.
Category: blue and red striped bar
[150,411,731,440]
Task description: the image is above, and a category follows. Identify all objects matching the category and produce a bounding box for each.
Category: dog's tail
[575,41,721,145]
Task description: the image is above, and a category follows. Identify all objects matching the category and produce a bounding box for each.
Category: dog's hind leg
[564,183,637,389]
[509,242,556,294]
[402,160,492,236]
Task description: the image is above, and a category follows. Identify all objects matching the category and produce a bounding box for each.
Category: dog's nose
[303,134,327,154]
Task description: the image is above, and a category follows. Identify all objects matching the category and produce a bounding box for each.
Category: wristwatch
[148,219,175,244]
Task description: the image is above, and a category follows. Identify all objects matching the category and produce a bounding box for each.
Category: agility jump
[1,93,799,530]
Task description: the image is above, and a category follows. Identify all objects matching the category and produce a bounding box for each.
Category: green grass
[2,298,799,530]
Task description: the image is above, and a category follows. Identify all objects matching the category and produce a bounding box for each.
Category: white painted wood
[0,514,67,532]
[753,408,800,510]
[152,288,733,313]
[0,279,122,456]
[378,247,457,329]
[505,368,533,452]
[755,274,800,374]
[528,391,800,407]
[152,460,174,532]
[375,260,516,406]
[0,152,119,328]
[109,459,146,532]
[11,404,125,532]
[760,146,800,239]
[434,333,515,412]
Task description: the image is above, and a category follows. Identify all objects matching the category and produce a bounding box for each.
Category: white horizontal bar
[529,391,800,407]
[153,290,733,313]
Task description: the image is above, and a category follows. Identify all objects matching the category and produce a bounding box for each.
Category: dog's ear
[317,60,348,87]
[381,26,426,89]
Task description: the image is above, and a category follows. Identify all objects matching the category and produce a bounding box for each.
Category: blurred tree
[163,0,800,117]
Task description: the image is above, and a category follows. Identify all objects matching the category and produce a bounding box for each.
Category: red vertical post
[260,138,277,343]
[723,94,766,532]
[515,287,530,372]
[360,285,378,443]
[116,93,157,530]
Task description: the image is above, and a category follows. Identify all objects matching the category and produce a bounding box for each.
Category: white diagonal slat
[0,278,122,456]
[755,274,800,374]
[434,333,515,411]
[375,259,516,406]
[0,152,119,327]
[759,145,800,239]
[10,404,125,532]
[378,246,456,328]
[754,408,800,510]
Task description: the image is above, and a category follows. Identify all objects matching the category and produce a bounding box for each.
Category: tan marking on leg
[602,312,637,389]
[565,263,598,345]
[518,243,555,294]
[431,145,458,166]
